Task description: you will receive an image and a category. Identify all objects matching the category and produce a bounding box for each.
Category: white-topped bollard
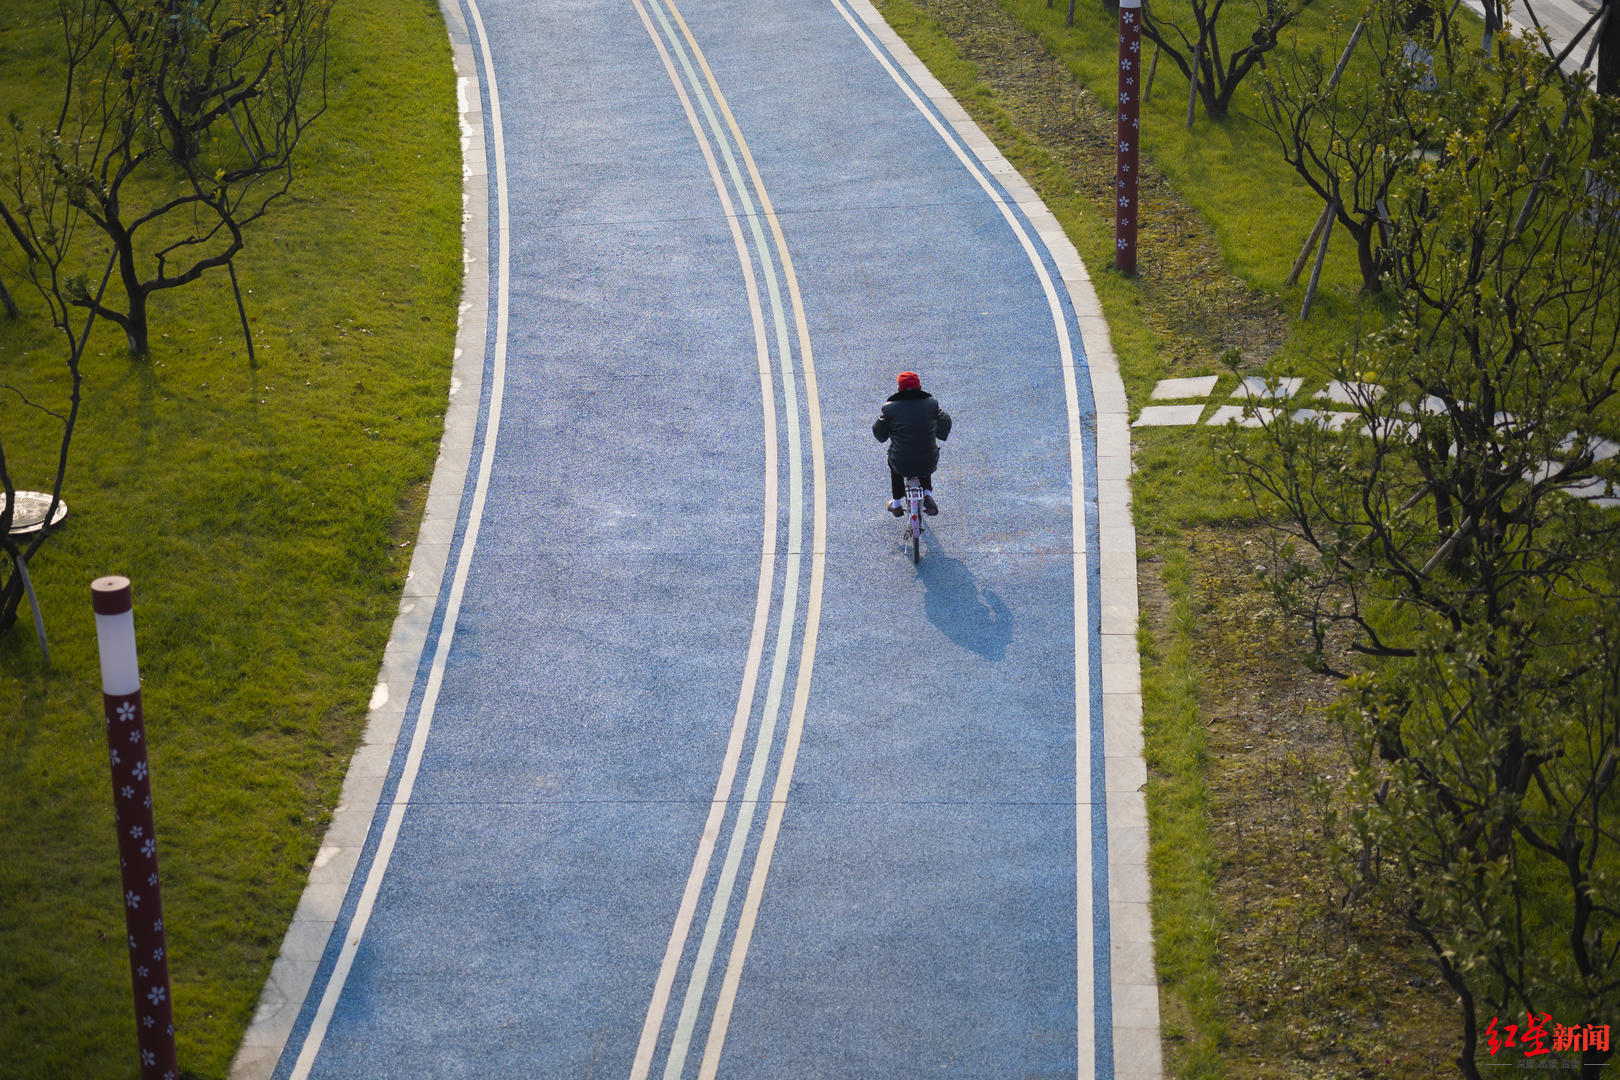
[91,576,178,1080]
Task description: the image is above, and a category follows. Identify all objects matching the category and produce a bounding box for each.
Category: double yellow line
[625,1,827,1077]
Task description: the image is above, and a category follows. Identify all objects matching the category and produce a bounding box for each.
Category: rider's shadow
[916,534,1013,661]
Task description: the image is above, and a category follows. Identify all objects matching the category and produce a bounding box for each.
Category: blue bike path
[249,0,1153,1075]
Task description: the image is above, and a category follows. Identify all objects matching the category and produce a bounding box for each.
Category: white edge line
[226,2,496,1077]
[820,0,1093,1068]
[288,0,512,1060]
[826,2,1162,1078]
[279,0,509,1073]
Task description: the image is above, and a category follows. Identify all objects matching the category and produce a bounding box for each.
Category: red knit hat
[897,371,921,390]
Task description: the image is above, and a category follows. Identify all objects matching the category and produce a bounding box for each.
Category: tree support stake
[1288,201,1335,285]
[1300,203,1336,319]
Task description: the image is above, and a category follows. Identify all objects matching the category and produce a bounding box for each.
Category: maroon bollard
[1115,0,1142,274]
[92,576,178,1080]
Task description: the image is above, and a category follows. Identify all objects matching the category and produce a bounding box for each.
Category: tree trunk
[1402,0,1435,35]
[124,292,149,355]
[0,543,23,636]
[0,272,17,319]
[114,234,149,355]
[1354,223,1383,293]
[1480,0,1501,47]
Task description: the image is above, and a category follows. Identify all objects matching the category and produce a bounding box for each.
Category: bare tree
[1257,2,1445,292]
[0,248,108,639]
[4,0,331,356]
[1,0,328,642]
[1237,14,1620,1075]
[1140,0,1315,120]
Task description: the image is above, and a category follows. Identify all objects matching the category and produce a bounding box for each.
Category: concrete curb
[837,2,1163,1076]
[226,1,490,1074]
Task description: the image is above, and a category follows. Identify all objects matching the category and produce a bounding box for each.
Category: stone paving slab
[1291,408,1357,431]
[1150,374,1218,399]
[1562,434,1620,461]
[1318,379,1382,405]
[1133,379,1618,512]
[1234,374,1302,400]
[1207,403,1277,427]
[1135,403,1206,427]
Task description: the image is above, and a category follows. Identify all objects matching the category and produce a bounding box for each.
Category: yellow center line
[626,0,825,1077]
[649,4,828,1077]
[624,0,781,1074]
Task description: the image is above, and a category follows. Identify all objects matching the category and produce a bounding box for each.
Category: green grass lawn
[0,0,462,1074]
[1004,0,1375,291]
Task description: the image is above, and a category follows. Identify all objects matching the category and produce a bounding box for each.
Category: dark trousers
[890,468,933,500]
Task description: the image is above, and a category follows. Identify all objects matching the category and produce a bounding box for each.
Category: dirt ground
[890,0,1466,1073]
[1139,532,1457,1078]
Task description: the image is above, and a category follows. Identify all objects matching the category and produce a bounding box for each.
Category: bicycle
[901,476,926,564]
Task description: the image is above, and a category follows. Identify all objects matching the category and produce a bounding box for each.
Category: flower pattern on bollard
[1115,0,1142,273]
[103,688,177,1080]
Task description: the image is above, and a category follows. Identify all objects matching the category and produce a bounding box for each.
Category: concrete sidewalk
[1461,0,1606,71]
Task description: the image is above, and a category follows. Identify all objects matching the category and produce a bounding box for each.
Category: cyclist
[872,370,952,517]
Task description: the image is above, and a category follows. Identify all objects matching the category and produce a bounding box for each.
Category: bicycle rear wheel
[904,477,924,564]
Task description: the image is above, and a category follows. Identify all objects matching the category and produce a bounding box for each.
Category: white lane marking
[822,2,1097,1074]
[287,0,512,1074]
[666,8,830,1075]
[625,1,782,1074]
[662,549,798,1080]
[640,0,804,552]
[627,0,817,1076]
[633,3,814,1076]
